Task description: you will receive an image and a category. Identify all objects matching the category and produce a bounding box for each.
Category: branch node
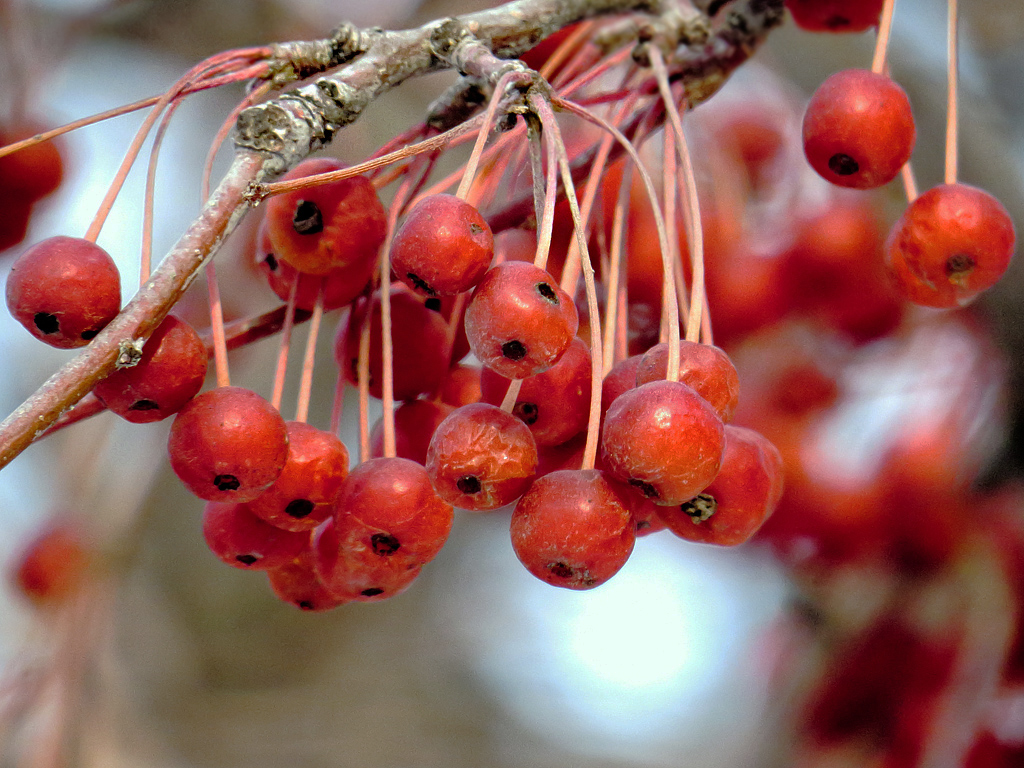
[116,338,145,369]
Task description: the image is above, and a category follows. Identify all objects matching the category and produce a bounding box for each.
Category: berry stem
[650,47,704,351]
[871,0,897,75]
[531,93,604,471]
[602,167,631,372]
[84,51,267,244]
[271,279,300,411]
[456,70,530,201]
[355,296,373,464]
[205,262,231,388]
[530,111,559,272]
[946,0,959,185]
[901,161,920,203]
[295,281,326,424]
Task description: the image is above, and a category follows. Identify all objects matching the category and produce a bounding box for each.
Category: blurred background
[2,1,1024,766]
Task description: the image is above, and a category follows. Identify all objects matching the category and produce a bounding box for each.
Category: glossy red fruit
[93,315,207,422]
[264,157,387,276]
[426,402,539,511]
[168,387,289,502]
[313,516,422,602]
[657,426,783,546]
[11,522,90,607]
[600,355,642,420]
[202,501,307,570]
[601,380,726,506]
[785,0,884,32]
[885,183,1016,308]
[370,399,453,465]
[390,194,494,297]
[464,261,578,379]
[334,286,451,401]
[247,422,349,532]
[803,69,915,189]
[335,457,454,566]
[5,236,121,348]
[0,195,33,253]
[481,337,592,447]
[438,364,483,408]
[634,341,741,423]
[510,469,636,590]
[266,549,350,612]
[254,218,375,311]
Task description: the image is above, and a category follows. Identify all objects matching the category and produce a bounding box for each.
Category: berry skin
[313,516,423,602]
[802,69,915,189]
[426,402,539,511]
[254,219,375,312]
[11,522,91,607]
[464,261,579,379]
[390,194,494,297]
[481,337,592,447]
[634,341,741,424]
[657,426,784,546]
[510,469,636,590]
[885,183,1016,308]
[785,0,884,32]
[0,123,64,203]
[93,315,207,423]
[601,380,726,507]
[335,457,454,567]
[247,422,349,532]
[167,387,289,503]
[202,501,308,570]
[334,286,451,401]
[370,399,453,465]
[6,236,121,348]
[264,157,387,276]
[266,549,349,611]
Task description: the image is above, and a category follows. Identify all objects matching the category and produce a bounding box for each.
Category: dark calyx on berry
[536,282,558,303]
[34,313,59,335]
[629,478,660,500]
[215,475,241,491]
[828,153,858,176]
[681,493,718,523]
[292,200,324,234]
[286,499,315,518]
[513,402,539,425]
[407,273,436,296]
[456,476,482,495]
[371,533,401,556]
[502,340,527,360]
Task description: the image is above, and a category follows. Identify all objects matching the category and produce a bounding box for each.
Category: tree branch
[0,0,783,471]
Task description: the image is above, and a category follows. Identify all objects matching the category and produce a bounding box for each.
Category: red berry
[312,516,422,602]
[601,380,726,506]
[370,399,453,465]
[600,355,642,420]
[93,315,207,422]
[247,422,349,532]
[167,387,289,502]
[426,402,539,511]
[202,501,307,570]
[0,123,64,202]
[390,194,494,296]
[785,0,884,32]
[5,236,121,348]
[803,69,915,189]
[264,158,387,276]
[11,522,90,607]
[254,218,375,311]
[481,337,592,447]
[0,194,32,253]
[657,426,784,546]
[334,286,451,401]
[464,261,579,379]
[335,457,454,567]
[634,341,741,423]
[438,364,483,408]
[885,183,1016,308]
[510,469,636,590]
[266,550,350,612]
